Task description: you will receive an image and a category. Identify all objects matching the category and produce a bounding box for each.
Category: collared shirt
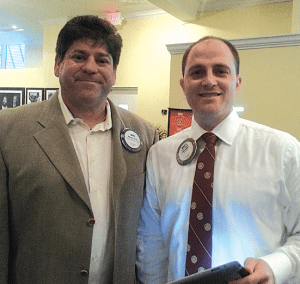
[58,93,112,284]
[136,110,300,284]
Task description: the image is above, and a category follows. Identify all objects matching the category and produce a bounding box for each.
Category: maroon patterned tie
[185,132,217,276]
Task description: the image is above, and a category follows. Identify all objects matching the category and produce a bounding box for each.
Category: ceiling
[0,0,291,45]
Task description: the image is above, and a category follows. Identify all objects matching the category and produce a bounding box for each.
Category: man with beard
[0,95,8,110]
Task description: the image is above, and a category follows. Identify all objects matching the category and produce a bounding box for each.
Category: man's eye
[215,69,228,75]
[98,58,109,64]
[73,55,83,61]
[191,70,203,76]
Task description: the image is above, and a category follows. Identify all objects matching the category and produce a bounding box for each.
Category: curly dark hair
[55,15,123,69]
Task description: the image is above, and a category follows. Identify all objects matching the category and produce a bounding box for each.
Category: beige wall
[0,2,299,139]
[0,68,44,88]
[43,24,64,88]
[239,46,300,138]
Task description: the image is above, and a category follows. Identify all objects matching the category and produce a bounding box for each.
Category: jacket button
[86,218,95,227]
[80,269,89,276]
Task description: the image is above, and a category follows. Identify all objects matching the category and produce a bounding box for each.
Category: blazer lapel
[34,94,92,211]
[109,101,127,209]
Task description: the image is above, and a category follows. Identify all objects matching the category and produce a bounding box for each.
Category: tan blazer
[0,93,158,283]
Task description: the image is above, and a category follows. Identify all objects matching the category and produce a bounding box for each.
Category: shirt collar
[190,110,241,145]
[58,90,112,131]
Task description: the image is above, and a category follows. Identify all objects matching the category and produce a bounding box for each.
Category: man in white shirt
[0,15,158,283]
[136,36,300,284]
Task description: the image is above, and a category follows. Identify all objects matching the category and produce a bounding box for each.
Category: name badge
[176,138,197,165]
[120,128,143,153]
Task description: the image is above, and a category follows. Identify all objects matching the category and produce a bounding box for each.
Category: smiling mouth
[77,79,100,84]
[199,93,221,97]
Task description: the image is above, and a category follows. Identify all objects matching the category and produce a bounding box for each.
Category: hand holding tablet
[168,261,250,284]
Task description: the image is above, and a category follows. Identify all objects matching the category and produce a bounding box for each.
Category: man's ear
[112,65,117,86]
[54,55,61,78]
[235,75,242,92]
[179,77,185,94]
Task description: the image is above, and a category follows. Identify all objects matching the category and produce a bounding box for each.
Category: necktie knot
[202,132,217,145]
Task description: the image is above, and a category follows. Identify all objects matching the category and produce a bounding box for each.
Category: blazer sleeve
[0,146,9,282]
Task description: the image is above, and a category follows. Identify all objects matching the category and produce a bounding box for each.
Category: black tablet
[168,261,250,284]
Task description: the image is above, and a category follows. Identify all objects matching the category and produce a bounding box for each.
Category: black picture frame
[26,88,44,104]
[0,87,25,109]
[45,88,59,100]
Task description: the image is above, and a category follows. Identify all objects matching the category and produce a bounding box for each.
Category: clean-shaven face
[180,39,242,131]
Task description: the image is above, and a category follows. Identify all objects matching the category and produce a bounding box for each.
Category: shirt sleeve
[136,173,168,284]
[261,136,300,284]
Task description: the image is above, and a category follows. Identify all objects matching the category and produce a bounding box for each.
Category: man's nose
[201,71,216,87]
[81,57,98,73]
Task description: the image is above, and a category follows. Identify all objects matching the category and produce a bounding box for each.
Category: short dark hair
[55,15,123,69]
[181,36,240,76]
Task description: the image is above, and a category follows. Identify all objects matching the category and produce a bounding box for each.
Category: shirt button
[86,218,95,227]
[80,269,89,276]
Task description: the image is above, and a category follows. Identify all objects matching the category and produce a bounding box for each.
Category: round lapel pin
[176,138,197,165]
[120,128,143,153]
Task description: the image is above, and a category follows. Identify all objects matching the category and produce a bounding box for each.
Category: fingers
[244,257,256,274]
[229,258,275,284]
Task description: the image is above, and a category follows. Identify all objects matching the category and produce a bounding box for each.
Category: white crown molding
[196,0,292,13]
[230,33,300,49]
[111,87,138,94]
[124,9,167,20]
[166,33,300,54]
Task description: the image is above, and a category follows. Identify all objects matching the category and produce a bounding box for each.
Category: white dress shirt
[58,93,112,284]
[136,110,300,284]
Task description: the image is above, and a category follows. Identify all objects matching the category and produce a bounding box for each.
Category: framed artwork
[0,87,25,109]
[168,108,193,136]
[26,88,44,104]
[45,88,59,100]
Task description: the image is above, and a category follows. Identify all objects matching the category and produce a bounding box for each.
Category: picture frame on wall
[0,87,25,110]
[26,88,44,104]
[45,88,59,100]
[168,108,193,136]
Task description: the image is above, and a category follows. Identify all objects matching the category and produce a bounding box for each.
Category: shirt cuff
[260,251,293,284]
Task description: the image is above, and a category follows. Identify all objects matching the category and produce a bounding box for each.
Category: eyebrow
[189,63,230,69]
[213,64,230,70]
[71,49,110,57]
[188,63,231,72]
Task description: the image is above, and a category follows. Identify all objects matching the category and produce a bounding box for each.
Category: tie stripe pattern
[185,132,217,276]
